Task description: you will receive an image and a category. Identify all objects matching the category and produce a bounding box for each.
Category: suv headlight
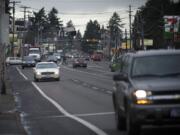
[134,90,152,104]
[135,90,147,99]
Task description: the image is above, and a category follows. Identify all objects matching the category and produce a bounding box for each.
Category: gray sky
[15,0,147,34]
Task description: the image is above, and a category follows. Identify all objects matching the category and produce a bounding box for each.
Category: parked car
[112,50,180,135]
[33,62,60,81]
[109,56,122,72]
[72,58,87,68]
[22,56,36,69]
[47,55,58,63]
[6,57,22,65]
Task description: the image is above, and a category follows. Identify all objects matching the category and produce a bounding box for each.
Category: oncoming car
[72,58,87,68]
[33,62,60,82]
[112,50,180,135]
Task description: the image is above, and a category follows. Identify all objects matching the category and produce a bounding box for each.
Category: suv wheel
[126,110,140,135]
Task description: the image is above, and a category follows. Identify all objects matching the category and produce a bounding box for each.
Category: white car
[6,57,22,65]
[33,62,60,82]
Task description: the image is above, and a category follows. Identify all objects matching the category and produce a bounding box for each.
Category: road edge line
[16,65,109,135]
[32,82,108,135]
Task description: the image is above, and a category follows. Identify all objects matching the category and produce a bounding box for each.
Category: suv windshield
[132,54,180,77]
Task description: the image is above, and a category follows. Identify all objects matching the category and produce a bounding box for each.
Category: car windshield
[36,63,57,69]
[54,53,60,56]
[48,55,57,60]
[23,57,34,61]
[29,50,40,54]
[132,54,180,77]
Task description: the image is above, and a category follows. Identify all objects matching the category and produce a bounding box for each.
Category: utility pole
[10,1,21,56]
[20,6,30,57]
[20,6,30,28]
[125,29,128,52]
[128,5,133,50]
[139,13,144,50]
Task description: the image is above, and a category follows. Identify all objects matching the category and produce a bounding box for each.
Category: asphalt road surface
[7,60,180,135]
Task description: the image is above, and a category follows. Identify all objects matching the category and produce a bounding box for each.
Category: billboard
[164,16,180,42]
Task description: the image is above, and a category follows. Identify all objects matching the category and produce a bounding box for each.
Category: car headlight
[36,71,41,75]
[54,70,59,75]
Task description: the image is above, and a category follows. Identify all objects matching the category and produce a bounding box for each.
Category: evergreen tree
[76,30,82,40]
[82,20,101,53]
[108,12,124,51]
[66,20,74,27]
[133,0,180,49]
[47,7,63,39]
[26,8,47,44]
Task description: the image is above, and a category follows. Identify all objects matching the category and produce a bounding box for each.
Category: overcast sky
[15,0,147,34]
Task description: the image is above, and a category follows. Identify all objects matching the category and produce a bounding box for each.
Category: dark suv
[112,50,180,135]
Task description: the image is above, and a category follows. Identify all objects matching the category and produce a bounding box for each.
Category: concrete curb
[0,68,27,135]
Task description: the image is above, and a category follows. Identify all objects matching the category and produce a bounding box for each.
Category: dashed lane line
[16,67,109,135]
[61,65,111,80]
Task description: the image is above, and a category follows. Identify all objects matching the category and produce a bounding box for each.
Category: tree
[76,30,82,40]
[108,12,124,50]
[26,7,47,44]
[82,20,101,53]
[66,20,74,27]
[47,7,63,39]
[133,0,180,49]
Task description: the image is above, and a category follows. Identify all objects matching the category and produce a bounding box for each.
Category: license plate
[171,109,180,117]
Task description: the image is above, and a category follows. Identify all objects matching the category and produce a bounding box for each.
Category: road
[7,60,180,135]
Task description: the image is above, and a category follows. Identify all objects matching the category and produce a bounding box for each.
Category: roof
[127,49,180,57]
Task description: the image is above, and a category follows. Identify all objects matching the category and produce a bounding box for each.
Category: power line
[17,5,128,16]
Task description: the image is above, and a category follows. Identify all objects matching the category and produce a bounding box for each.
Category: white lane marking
[87,66,110,74]
[16,68,108,135]
[92,86,99,90]
[32,112,115,119]
[32,82,108,135]
[106,91,113,95]
[74,112,114,117]
[62,65,110,80]
[16,67,28,80]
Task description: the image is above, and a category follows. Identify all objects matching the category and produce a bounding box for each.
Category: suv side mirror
[113,73,128,81]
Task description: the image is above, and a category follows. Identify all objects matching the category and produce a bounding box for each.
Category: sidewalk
[0,74,27,135]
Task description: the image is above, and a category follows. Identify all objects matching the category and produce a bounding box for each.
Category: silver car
[33,62,60,81]
[6,57,22,65]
